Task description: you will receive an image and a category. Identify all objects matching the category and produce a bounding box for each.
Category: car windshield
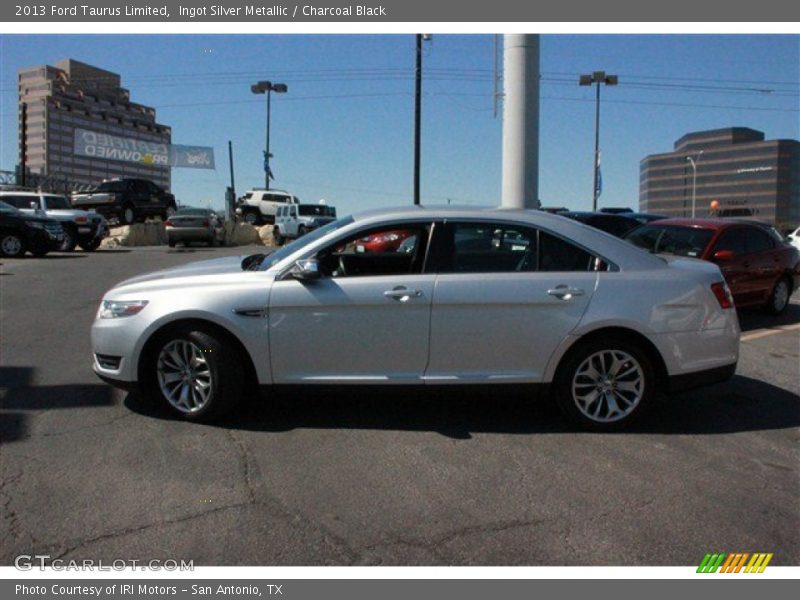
[43,195,71,209]
[298,205,336,217]
[256,215,355,271]
[625,225,714,258]
[0,200,20,213]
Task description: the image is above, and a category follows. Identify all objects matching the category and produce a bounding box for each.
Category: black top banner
[4,0,800,22]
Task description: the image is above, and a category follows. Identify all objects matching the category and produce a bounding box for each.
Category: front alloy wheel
[157,339,213,414]
[146,328,244,421]
[767,278,791,315]
[0,233,25,258]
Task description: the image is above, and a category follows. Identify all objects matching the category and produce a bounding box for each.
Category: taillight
[711,282,733,309]
[202,219,209,227]
[165,219,173,227]
[75,216,88,224]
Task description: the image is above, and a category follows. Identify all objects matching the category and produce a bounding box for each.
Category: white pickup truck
[235,189,299,226]
[273,203,337,245]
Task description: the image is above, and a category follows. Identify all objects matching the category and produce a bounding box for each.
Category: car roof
[647,218,773,231]
[560,211,633,219]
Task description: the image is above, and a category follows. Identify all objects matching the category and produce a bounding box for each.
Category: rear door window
[744,227,775,254]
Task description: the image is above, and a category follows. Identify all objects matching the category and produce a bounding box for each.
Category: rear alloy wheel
[0,233,26,258]
[766,277,791,315]
[554,339,654,431]
[148,329,243,422]
[60,226,78,252]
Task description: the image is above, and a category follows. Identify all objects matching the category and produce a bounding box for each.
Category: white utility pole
[501,34,540,209]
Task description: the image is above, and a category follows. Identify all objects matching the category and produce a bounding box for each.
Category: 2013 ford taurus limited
[91,207,740,431]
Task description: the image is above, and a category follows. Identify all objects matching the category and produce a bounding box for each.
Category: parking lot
[1,245,798,566]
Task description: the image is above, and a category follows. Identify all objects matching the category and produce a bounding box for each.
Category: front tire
[552,337,655,431]
[243,211,259,226]
[60,226,78,252]
[0,232,26,258]
[144,328,243,422]
[765,276,791,315]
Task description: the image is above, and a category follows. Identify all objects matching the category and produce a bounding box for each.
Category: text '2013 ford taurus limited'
[91,207,740,431]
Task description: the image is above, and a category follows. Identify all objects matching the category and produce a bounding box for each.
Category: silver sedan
[165,207,224,247]
[91,206,739,431]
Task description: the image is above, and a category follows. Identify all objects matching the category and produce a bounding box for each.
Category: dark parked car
[625,212,668,225]
[0,200,64,258]
[599,207,634,214]
[625,218,800,314]
[560,211,641,238]
[72,178,177,225]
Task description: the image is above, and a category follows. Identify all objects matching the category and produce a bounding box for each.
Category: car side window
[2,195,37,209]
[744,227,774,254]
[439,223,536,273]
[713,228,747,255]
[538,231,596,272]
[315,223,430,278]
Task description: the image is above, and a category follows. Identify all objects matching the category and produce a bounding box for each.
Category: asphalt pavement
[1,246,798,566]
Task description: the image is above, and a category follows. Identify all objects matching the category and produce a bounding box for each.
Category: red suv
[625,218,800,314]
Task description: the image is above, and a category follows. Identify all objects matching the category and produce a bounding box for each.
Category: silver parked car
[165,207,224,247]
[91,207,740,430]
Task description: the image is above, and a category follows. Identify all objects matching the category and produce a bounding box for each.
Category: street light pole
[251,80,288,190]
[579,71,618,212]
[414,34,431,206]
[686,150,704,218]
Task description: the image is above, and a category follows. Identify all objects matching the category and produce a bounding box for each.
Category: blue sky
[1,34,798,214]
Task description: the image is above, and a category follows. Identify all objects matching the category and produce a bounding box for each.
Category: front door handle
[547,285,585,300]
[384,287,423,302]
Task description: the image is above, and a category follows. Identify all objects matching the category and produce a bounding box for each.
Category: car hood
[113,255,254,289]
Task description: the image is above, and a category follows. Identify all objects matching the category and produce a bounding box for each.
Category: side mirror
[291,258,322,281]
[713,249,735,261]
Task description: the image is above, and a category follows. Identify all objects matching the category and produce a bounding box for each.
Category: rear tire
[168,240,176,248]
[273,228,284,246]
[78,238,102,252]
[765,276,792,315]
[142,327,243,422]
[552,337,655,431]
[0,232,26,258]
[120,204,136,226]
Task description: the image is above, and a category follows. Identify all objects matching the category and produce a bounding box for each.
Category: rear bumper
[668,362,737,393]
[166,227,215,241]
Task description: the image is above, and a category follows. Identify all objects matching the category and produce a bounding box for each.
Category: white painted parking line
[741,323,800,342]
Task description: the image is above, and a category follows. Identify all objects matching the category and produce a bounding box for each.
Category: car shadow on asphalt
[738,302,800,332]
[0,366,115,444]
[123,374,800,439]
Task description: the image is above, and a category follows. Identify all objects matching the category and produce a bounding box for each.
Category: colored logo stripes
[697,552,773,573]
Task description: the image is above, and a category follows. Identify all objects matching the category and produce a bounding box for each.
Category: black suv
[72,178,177,225]
[0,200,64,258]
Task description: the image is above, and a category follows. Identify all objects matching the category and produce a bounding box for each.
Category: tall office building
[639,128,799,231]
[18,59,171,190]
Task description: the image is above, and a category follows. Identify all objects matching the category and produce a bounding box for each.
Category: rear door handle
[547,285,585,300]
[384,287,423,302]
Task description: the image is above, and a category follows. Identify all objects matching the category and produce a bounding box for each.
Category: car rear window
[626,225,713,258]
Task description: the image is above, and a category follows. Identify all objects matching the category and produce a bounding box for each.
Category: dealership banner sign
[73,129,215,170]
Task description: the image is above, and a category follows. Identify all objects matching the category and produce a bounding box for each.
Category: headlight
[99,300,149,319]
[25,221,45,229]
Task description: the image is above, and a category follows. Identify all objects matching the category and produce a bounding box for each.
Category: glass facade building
[18,59,171,191]
[639,128,799,232]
